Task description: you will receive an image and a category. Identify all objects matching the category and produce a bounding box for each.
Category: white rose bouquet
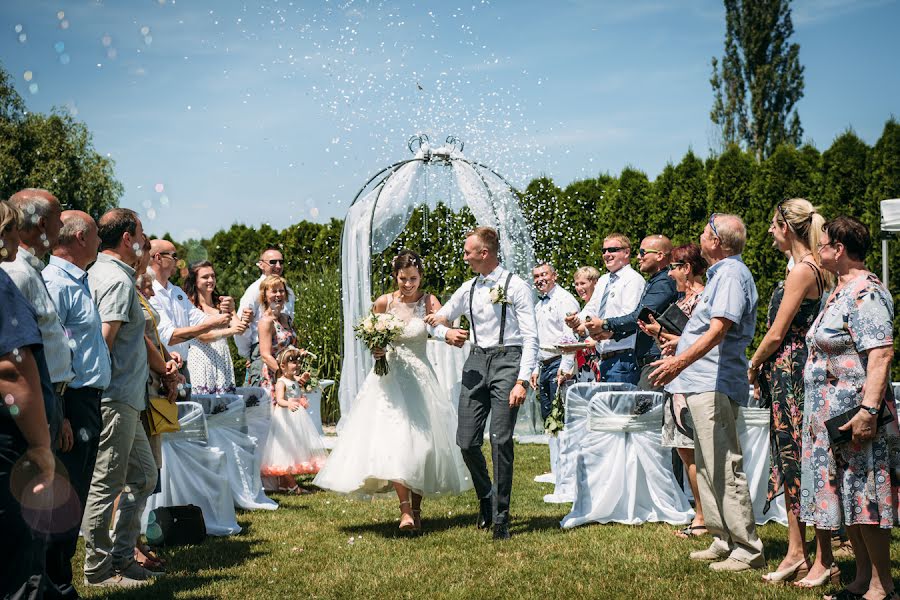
[354,312,405,376]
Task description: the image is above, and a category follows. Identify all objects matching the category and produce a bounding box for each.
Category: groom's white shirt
[428,264,539,381]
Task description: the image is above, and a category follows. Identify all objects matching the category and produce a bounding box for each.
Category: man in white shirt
[147,239,230,397]
[529,263,579,421]
[567,233,644,384]
[425,227,538,541]
[1,188,73,444]
[235,247,296,384]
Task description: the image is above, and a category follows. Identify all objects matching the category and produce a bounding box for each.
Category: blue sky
[2,0,898,240]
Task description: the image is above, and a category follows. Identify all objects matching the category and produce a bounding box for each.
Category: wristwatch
[600,319,612,332]
[516,379,527,388]
[862,405,880,416]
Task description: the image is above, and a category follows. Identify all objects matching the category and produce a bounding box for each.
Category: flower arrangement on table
[354,312,406,376]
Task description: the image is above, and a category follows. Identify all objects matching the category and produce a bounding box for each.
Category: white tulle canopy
[339,137,535,423]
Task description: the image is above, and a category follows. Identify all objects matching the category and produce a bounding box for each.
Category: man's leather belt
[599,349,632,361]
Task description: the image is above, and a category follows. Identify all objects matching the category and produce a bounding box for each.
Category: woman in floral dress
[747,198,829,585]
[799,216,898,600]
[256,275,300,398]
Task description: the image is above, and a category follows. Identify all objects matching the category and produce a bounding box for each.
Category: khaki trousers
[81,401,158,580]
[686,391,764,565]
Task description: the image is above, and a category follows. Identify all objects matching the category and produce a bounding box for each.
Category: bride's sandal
[398,501,416,531]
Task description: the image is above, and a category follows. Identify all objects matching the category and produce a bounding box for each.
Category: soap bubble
[154,183,165,193]
[28,83,38,95]
[23,71,32,81]
[54,41,65,53]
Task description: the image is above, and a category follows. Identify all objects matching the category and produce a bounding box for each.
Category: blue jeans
[599,352,638,385]
[537,356,562,421]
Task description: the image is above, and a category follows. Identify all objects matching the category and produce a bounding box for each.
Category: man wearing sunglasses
[650,213,765,573]
[566,233,644,384]
[235,247,296,377]
[585,235,678,391]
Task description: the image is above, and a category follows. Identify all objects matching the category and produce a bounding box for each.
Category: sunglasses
[707,213,720,238]
[638,248,667,258]
[156,252,178,261]
[601,246,627,254]
[266,259,285,265]
[816,240,839,250]
[776,201,789,226]
[669,261,686,268]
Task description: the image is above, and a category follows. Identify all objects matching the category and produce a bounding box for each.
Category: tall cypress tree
[710,0,804,160]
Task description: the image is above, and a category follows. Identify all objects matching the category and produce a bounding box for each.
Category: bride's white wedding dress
[314,295,471,496]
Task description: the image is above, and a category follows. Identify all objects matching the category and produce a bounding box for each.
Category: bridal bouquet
[354,312,405,376]
[300,351,320,392]
[543,388,565,436]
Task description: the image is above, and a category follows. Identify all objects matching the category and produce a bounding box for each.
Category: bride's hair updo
[391,249,424,278]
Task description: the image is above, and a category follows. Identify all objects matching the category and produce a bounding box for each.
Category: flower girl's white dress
[260,377,327,476]
[314,295,471,496]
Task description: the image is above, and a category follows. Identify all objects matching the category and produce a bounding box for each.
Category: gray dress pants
[456,346,520,526]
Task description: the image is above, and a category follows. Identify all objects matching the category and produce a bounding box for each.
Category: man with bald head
[147,239,230,397]
[235,247,296,385]
[42,210,112,596]
[584,234,678,391]
[651,214,765,573]
[1,188,73,442]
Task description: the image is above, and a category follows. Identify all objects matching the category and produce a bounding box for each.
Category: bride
[314,249,470,531]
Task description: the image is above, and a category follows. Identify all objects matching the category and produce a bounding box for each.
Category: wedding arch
[338,135,536,422]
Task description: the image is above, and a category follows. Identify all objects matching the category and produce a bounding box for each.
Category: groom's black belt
[471,345,522,355]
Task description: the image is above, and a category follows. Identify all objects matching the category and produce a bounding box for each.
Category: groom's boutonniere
[489,285,510,305]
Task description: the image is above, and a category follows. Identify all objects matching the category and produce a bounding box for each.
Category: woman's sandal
[135,543,165,569]
[674,525,708,539]
[398,501,416,531]
[794,564,841,589]
[761,558,809,584]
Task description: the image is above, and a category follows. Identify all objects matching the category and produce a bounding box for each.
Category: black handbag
[656,303,689,336]
[146,505,207,546]
[825,403,893,446]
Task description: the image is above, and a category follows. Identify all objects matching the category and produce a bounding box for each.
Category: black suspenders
[469,272,514,347]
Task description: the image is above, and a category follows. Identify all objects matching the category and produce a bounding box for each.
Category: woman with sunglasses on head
[743,199,830,585]
[800,216,897,600]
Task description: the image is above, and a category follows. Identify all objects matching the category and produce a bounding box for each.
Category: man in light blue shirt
[650,213,765,572]
[42,210,112,596]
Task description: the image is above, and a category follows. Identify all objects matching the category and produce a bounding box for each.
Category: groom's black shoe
[492,523,510,541]
[476,498,492,530]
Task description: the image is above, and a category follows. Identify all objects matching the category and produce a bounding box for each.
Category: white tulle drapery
[339,144,535,425]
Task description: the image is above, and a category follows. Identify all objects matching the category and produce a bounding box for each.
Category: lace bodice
[386,294,428,355]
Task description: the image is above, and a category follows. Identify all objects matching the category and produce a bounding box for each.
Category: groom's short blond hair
[466,226,499,257]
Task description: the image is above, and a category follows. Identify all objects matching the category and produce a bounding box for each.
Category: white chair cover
[206,396,277,511]
[738,406,787,525]
[143,402,242,536]
[561,390,694,527]
[235,386,277,488]
[545,383,636,504]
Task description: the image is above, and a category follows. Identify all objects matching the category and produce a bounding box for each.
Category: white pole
[884,238,890,288]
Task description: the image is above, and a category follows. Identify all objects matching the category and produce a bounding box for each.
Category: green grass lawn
[74,443,900,599]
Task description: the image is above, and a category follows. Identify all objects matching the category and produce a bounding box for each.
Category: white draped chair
[738,406,787,525]
[204,394,277,511]
[235,386,278,491]
[545,382,637,503]
[142,401,242,536]
[561,389,694,528]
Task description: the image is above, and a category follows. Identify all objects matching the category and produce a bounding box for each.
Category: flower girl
[260,347,327,493]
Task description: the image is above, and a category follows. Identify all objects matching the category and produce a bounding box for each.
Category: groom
[425,227,538,540]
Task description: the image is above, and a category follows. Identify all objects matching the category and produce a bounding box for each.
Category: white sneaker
[83,574,148,588]
[118,561,164,580]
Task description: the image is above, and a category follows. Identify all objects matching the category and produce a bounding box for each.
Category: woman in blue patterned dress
[799,216,898,600]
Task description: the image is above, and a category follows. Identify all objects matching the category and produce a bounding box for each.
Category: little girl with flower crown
[259,347,327,493]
